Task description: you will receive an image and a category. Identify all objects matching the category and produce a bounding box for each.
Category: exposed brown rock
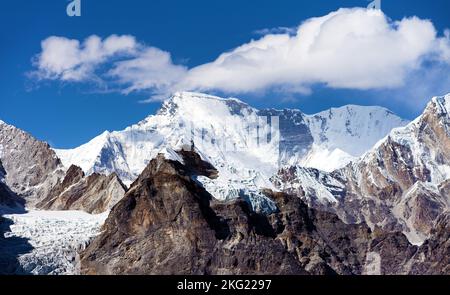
[275,97,450,245]
[80,154,305,274]
[368,228,418,274]
[80,152,393,275]
[0,121,64,205]
[266,190,372,275]
[37,165,127,214]
[409,213,450,275]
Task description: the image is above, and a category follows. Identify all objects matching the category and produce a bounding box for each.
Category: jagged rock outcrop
[338,96,450,243]
[363,212,450,275]
[0,120,65,205]
[37,165,127,214]
[80,153,305,274]
[80,151,449,275]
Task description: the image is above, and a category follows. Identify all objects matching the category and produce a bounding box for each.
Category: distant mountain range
[54,92,409,212]
[0,92,448,275]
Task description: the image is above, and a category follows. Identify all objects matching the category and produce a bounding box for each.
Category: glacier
[1,208,108,275]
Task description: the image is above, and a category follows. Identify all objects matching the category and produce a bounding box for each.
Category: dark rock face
[265,191,371,275]
[367,228,418,275]
[366,213,450,275]
[81,154,305,275]
[37,165,127,214]
[80,152,449,275]
[79,153,373,275]
[258,109,314,164]
[409,213,450,275]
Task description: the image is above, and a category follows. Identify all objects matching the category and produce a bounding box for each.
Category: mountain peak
[172,91,246,104]
[311,104,398,119]
[431,93,450,115]
[157,91,254,117]
[305,104,409,159]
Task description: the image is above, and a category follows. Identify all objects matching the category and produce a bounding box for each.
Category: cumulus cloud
[108,48,188,94]
[33,35,138,81]
[179,9,448,93]
[31,8,450,99]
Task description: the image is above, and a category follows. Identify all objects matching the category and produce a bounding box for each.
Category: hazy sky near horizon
[0,0,449,148]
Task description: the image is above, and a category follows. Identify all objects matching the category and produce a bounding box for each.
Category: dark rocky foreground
[80,151,449,275]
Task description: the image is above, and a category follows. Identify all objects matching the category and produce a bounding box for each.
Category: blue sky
[0,0,449,148]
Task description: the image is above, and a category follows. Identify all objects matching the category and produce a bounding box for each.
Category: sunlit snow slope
[55,92,408,211]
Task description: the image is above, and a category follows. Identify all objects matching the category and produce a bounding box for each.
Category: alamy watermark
[67,0,81,17]
[67,1,381,17]
[367,0,382,10]
[169,116,280,153]
[179,116,280,154]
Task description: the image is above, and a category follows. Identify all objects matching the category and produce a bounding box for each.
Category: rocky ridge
[0,121,64,205]
[37,165,127,214]
[0,121,127,213]
[80,151,449,275]
[274,95,450,245]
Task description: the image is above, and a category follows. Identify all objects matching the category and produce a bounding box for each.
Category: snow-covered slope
[304,105,409,171]
[55,92,407,212]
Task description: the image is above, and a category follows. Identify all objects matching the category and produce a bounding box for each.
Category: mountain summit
[54,91,408,212]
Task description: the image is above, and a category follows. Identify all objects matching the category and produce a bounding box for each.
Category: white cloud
[178,8,448,93]
[32,34,186,96]
[436,29,450,63]
[31,8,450,99]
[33,35,138,81]
[108,48,187,95]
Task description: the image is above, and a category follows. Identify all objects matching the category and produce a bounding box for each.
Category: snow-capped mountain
[55,92,407,212]
[345,94,450,243]
[275,94,450,245]
[303,105,409,171]
[1,92,448,275]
